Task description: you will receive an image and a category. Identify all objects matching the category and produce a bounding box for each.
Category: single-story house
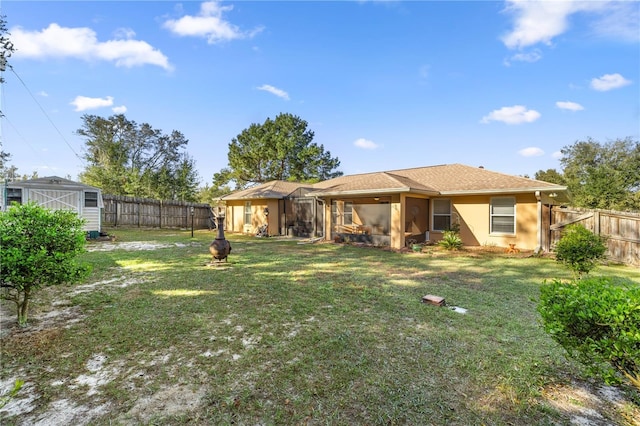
[221,180,321,237]
[222,163,569,252]
[1,176,104,234]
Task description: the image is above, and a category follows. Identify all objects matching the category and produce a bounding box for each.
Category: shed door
[29,189,80,212]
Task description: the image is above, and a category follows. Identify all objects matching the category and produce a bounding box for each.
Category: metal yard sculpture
[209,214,231,262]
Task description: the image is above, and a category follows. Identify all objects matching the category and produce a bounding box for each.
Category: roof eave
[439,186,568,196]
[307,187,439,198]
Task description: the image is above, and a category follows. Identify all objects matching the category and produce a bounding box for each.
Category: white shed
[1,176,104,234]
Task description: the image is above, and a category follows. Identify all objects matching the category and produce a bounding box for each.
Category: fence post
[159,200,162,229]
[594,211,600,235]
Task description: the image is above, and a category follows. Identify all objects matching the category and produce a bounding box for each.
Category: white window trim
[84,191,99,208]
[244,201,252,226]
[490,196,516,235]
[431,198,451,232]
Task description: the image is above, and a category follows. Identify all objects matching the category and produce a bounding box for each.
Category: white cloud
[257,84,289,100]
[112,105,127,114]
[501,1,578,49]
[38,91,48,97]
[11,23,172,70]
[501,0,637,49]
[590,2,640,42]
[556,101,584,111]
[480,105,541,125]
[590,73,632,91]
[552,151,563,159]
[519,147,545,157]
[503,49,542,66]
[163,1,263,44]
[70,96,114,112]
[353,138,379,150]
[113,28,136,40]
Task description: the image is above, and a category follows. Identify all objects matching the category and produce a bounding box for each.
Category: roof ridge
[383,171,438,192]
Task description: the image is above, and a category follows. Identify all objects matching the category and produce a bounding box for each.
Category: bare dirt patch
[0,241,207,425]
[542,380,640,426]
[1,240,637,425]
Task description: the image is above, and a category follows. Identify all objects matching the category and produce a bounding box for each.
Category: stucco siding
[225,200,272,234]
[451,194,539,250]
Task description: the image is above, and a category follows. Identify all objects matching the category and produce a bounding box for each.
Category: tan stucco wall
[391,194,403,248]
[444,193,539,250]
[225,199,278,234]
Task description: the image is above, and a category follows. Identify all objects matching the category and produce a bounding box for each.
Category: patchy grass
[1,227,639,425]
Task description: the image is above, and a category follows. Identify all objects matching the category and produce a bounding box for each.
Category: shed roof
[6,176,101,192]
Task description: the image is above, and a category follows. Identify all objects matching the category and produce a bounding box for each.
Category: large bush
[538,277,640,390]
[554,224,607,278]
[0,203,91,326]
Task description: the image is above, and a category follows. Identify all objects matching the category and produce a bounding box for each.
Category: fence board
[102,194,214,230]
[552,207,640,266]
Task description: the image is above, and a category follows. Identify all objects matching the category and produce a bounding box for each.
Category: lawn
[1,228,639,425]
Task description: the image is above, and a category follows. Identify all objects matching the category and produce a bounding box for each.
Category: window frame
[6,188,22,205]
[490,196,516,235]
[432,199,451,232]
[244,201,252,226]
[343,201,353,226]
[84,191,99,208]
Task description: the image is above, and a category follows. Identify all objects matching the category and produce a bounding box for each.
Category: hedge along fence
[102,194,215,229]
[551,207,640,266]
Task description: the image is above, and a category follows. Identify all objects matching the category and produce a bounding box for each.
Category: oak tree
[535,137,639,211]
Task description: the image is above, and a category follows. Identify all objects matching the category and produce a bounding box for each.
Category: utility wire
[2,112,53,171]
[8,64,83,161]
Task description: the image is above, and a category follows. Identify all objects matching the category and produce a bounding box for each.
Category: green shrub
[554,224,607,278]
[438,227,462,251]
[538,277,640,390]
[0,203,91,326]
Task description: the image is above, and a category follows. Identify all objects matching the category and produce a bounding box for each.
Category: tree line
[535,137,639,212]
[2,16,637,210]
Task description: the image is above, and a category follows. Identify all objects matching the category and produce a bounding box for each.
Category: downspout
[535,191,542,253]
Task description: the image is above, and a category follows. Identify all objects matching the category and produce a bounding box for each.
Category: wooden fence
[102,194,215,229]
[551,207,640,266]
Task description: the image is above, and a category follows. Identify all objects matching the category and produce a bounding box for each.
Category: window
[85,191,98,208]
[343,202,353,225]
[432,199,451,231]
[244,201,252,225]
[490,197,515,234]
[6,188,22,205]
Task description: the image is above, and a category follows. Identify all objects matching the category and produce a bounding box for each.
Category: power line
[8,64,83,161]
[2,112,53,171]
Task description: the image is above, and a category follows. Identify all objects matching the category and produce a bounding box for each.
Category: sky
[1,0,639,187]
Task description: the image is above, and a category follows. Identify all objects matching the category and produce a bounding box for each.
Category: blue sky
[1,0,638,186]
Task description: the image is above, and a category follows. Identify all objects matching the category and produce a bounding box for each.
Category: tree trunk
[17,289,30,327]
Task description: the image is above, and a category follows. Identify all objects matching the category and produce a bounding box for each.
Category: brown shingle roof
[221,180,314,200]
[310,164,566,196]
[221,164,569,201]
